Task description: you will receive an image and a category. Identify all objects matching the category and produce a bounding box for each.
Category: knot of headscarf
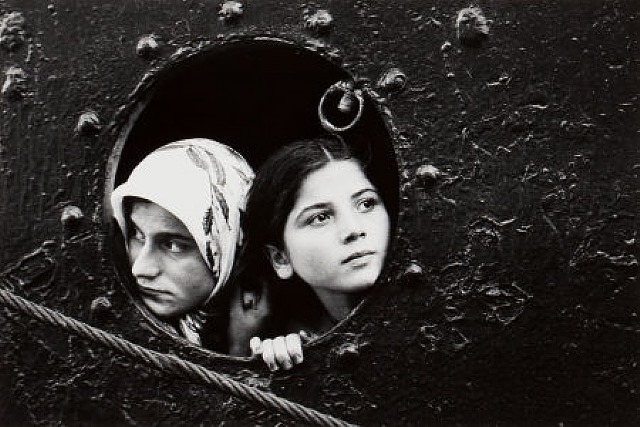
[110,138,254,345]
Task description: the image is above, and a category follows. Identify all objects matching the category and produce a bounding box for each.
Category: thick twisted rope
[0,287,356,427]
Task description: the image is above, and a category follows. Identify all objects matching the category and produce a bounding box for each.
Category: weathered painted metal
[0,1,638,425]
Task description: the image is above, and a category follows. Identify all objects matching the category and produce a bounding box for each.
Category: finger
[249,337,262,356]
[299,330,314,343]
[261,339,278,372]
[272,336,293,370]
[286,333,303,364]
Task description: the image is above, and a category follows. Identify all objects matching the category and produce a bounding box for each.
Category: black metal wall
[1,1,638,425]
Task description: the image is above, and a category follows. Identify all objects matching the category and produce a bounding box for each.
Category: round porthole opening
[105,36,400,357]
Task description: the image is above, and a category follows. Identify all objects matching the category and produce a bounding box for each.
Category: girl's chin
[347,268,382,288]
[142,300,178,319]
[337,276,379,293]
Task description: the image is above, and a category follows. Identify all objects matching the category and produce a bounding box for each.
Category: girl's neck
[313,289,362,327]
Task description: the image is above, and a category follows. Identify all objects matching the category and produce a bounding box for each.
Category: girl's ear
[265,245,293,280]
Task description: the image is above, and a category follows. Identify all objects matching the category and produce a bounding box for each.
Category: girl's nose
[340,213,366,244]
[131,244,161,279]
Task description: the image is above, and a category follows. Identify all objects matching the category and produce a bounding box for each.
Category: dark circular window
[105,36,400,356]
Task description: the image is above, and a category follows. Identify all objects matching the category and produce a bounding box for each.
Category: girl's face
[127,200,215,318]
[278,160,390,296]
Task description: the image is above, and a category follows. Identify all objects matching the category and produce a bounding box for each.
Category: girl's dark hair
[245,134,366,249]
[233,134,377,333]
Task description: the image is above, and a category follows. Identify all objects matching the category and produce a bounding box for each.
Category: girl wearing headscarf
[110,138,266,352]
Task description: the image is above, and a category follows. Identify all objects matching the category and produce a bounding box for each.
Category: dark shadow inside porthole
[105,36,400,358]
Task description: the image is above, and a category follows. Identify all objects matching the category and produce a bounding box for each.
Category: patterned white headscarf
[110,138,254,344]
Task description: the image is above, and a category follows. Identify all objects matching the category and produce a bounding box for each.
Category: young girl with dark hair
[237,135,391,370]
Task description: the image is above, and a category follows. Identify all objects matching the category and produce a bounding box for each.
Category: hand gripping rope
[0,287,357,427]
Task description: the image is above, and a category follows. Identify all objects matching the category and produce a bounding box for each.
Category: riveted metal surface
[1,0,638,425]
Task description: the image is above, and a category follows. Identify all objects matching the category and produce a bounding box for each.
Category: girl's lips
[137,285,170,295]
[341,250,375,264]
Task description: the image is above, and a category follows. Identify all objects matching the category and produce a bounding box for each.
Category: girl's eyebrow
[298,202,330,214]
[295,202,331,220]
[156,232,194,242]
[351,188,377,199]
[127,217,193,241]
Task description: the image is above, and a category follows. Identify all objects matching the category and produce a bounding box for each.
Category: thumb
[249,336,263,356]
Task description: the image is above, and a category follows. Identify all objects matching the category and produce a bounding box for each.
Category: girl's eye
[306,211,332,226]
[163,240,189,253]
[131,227,145,242]
[357,196,380,212]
